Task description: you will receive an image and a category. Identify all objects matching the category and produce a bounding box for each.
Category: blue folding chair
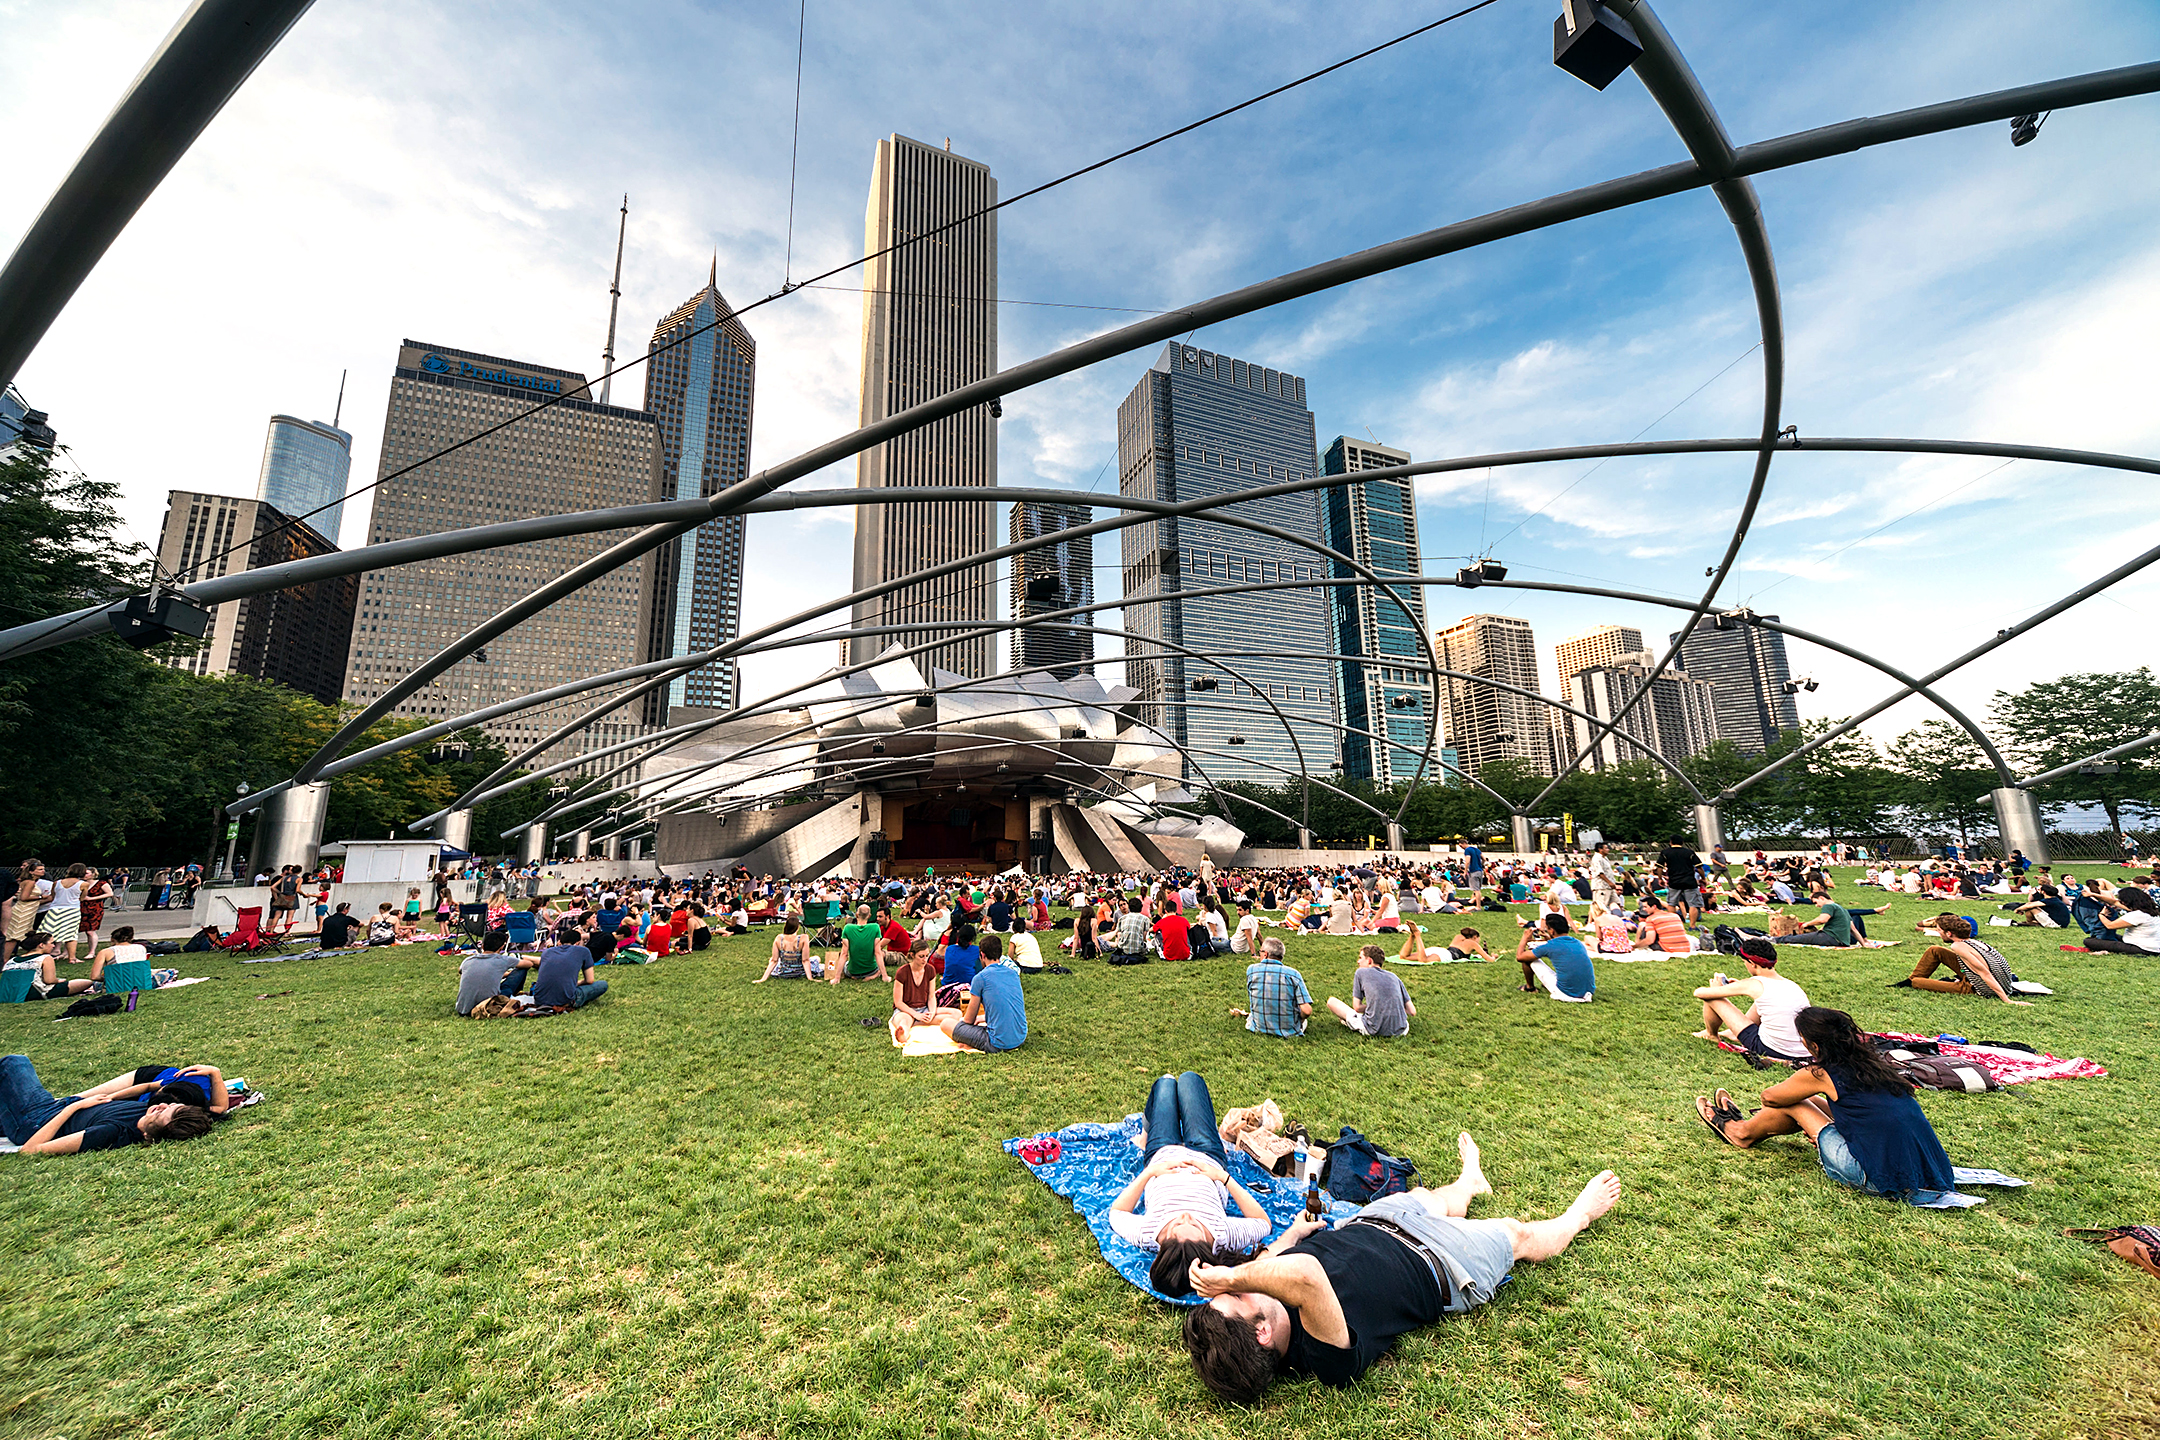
[504,911,540,952]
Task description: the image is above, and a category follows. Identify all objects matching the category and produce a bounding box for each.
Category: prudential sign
[420,353,563,395]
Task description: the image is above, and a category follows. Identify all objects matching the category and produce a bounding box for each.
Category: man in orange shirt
[1632,896,1694,954]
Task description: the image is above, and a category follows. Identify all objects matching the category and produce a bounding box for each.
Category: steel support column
[255,781,329,873]
[1385,823,1407,854]
[519,824,547,865]
[1989,788,2050,866]
[1509,815,1535,854]
[433,809,473,854]
[1692,803,1724,856]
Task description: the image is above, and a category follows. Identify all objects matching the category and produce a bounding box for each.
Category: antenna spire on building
[709,253,717,289]
[333,368,346,428]
[599,194,628,406]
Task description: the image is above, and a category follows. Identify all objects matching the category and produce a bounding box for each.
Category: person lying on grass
[1111,1070,1273,1296]
[1515,913,1594,1001]
[1326,945,1416,1037]
[1395,924,1493,964]
[1694,1006,1965,1204]
[1897,915,2032,1004]
[1182,1134,1621,1401]
[0,1054,220,1155]
[1690,937,1811,1062]
[939,933,1027,1052]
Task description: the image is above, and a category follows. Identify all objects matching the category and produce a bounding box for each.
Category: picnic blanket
[893,1022,974,1057]
[1004,1113,1361,1305]
[1880,1032,2107,1084]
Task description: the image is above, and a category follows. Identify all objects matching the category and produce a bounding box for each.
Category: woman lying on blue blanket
[1110,1071,1274,1297]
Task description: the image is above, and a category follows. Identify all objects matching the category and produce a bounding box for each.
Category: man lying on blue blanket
[1182,1137,1621,1402]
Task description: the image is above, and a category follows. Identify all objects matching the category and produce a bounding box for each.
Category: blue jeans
[0,1055,70,1146]
[570,979,608,1008]
[1143,1071,1228,1167]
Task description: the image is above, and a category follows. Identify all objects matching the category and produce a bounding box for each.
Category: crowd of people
[8,833,2151,1408]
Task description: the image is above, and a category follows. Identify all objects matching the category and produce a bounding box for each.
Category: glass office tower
[1674,616,1800,753]
[256,415,352,544]
[643,266,756,714]
[1117,343,1337,787]
[1322,436,1435,785]
[1009,499,1094,679]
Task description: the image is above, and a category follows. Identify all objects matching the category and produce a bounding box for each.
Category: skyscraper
[1555,624,1644,688]
[643,266,755,715]
[154,490,355,704]
[1117,344,1336,786]
[0,383,55,459]
[1321,436,1434,786]
[1433,614,1547,777]
[1673,616,1800,753]
[346,341,661,772]
[1009,499,1094,680]
[256,415,353,544]
[848,134,998,680]
[1561,647,1720,771]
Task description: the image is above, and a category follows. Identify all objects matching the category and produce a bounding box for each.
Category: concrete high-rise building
[643,266,755,715]
[153,491,355,704]
[1321,436,1434,786]
[1674,617,1801,753]
[255,415,353,545]
[0,383,55,459]
[347,341,661,771]
[1562,647,1720,771]
[1009,499,1093,680]
[1555,624,1644,688]
[1117,344,1336,786]
[847,134,998,680]
[1433,614,1547,777]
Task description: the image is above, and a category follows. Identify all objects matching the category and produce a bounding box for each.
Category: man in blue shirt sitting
[943,934,1026,1052]
[1234,937,1313,1037]
[1515,914,1594,1002]
[532,925,608,1009]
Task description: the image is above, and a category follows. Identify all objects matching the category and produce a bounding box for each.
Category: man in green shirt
[828,904,889,984]
[1780,899,1854,947]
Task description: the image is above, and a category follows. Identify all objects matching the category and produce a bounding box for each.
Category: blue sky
[6,0,2159,751]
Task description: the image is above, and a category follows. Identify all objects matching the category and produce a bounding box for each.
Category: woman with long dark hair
[1694,1006,1958,1203]
[2085,884,2160,955]
[1109,1071,1272,1298]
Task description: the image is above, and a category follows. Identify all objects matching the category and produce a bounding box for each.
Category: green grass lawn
[4,869,2156,1440]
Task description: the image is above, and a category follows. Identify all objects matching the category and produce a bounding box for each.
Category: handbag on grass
[2065,1226,2160,1281]
[2056,1226,2160,1286]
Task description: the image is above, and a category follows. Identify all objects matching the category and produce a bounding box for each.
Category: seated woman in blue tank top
[1692,1006,1958,1204]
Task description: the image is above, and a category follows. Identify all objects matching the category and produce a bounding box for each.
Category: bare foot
[1564,1170,1622,1225]
[1456,1132,1493,1196]
[1691,1029,1715,1041]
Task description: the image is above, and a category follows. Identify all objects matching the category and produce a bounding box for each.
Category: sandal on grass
[1713,1089,1744,1121]
[1695,1096,1741,1146]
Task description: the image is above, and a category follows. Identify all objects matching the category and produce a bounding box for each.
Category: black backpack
[1711,923,1768,955]
[58,994,127,1019]
[1319,1126,1418,1202]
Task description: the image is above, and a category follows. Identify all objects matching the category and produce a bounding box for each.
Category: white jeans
[1529,960,1594,1003]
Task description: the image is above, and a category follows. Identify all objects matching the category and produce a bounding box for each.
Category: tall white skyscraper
[847,134,998,680]
[1434,613,1547,778]
[256,415,352,544]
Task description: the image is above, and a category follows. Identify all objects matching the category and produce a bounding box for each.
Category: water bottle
[1292,1128,1309,1185]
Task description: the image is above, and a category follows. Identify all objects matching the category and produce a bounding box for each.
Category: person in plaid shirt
[1235,937,1311,1037]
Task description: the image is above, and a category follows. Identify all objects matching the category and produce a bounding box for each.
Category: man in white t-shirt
[1230,901,1262,955]
[1690,937,1809,1060]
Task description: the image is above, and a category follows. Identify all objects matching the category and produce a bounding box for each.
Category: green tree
[1681,734,1804,840]
[1785,720,1893,841]
[1990,669,2160,848]
[1885,720,1999,846]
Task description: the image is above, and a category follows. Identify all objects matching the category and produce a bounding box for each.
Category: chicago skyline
[846,134,999,681]
[345,340,659,772]
[1434,613,1547,779]
[255,414,353,546]
[642,266,756,717]
[1322,435,1435,787]
[1008,498,1094,680]
[1116,342,1337,787]
[1674,616,1802,754]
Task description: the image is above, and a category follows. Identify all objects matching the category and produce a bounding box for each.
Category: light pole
[223,781,249,879]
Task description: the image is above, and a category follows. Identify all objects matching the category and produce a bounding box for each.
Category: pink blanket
[1880,1032,2107,1084]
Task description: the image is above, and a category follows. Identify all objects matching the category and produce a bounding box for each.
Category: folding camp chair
[458,903,490,941]
[217,907,269,954]
[503,911,540,953]
[802,900,832,928]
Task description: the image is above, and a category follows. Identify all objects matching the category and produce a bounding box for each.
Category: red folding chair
[218,907,268,954]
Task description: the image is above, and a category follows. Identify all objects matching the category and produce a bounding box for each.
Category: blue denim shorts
[1357,1193,1516,1312]
[1815,1124,1880,1193]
